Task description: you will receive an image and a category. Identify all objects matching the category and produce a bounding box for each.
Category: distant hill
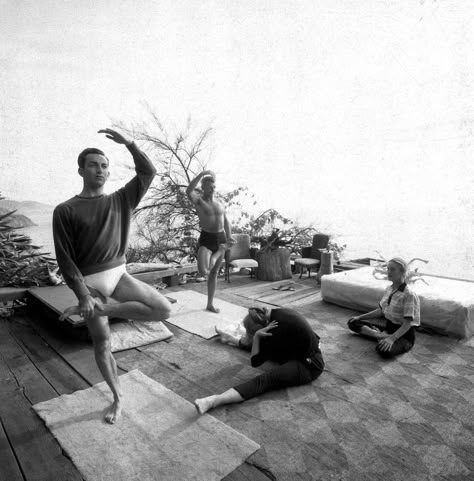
[0,207,36,228]
[0,199,54,226]
[0,199,54,214]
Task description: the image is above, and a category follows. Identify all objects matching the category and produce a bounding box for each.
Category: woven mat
[33,370,260,481]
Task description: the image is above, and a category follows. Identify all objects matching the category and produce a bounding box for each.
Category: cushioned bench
[321,266,474,339]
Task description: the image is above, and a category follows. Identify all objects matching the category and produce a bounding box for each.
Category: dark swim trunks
[199,230,227,253]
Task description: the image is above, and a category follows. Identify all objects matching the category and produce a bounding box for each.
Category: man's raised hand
[201,169,215,179]
[98,128,132,146]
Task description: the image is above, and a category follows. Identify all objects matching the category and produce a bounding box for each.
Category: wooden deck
[1,273,473,481]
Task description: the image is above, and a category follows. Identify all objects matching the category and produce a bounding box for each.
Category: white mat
[167,290,248,339]
[110,320,173,352]
[33,370,260,481]
[321,267,474,339]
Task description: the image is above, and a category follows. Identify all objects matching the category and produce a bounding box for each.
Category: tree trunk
[256,248,292,281]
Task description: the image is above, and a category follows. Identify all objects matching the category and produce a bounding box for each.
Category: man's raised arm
[99,128,156,209]
[98,128,156,177]
[186,170,214,204]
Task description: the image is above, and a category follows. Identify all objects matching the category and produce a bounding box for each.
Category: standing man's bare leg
[197,246,211,278]
[207,246,225,313]
[86,315,123,423]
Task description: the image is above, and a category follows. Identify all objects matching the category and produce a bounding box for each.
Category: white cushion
[321,266,474,339]
[294,258,320,267]
[229,259,258,269]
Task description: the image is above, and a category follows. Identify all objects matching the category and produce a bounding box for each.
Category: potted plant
[251,228,294,281]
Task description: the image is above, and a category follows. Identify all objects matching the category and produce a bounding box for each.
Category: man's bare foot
[59,298,104,320]
[104,399,122,424]
[215,326,237,345]
[194,395,216,415]
[59,305,81,320]
[207,305,220,313]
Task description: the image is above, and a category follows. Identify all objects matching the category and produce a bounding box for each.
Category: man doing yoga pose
[186,170,235,313]
[53,128,171,423]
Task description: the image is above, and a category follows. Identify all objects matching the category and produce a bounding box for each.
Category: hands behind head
[256,320,278,338]
[98,128,131,146]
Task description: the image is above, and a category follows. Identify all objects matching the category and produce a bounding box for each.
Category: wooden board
[7,317,90,395]
[0,321,58,404]
[0,342,82,481]
[0,419,24,481]
[0,287,27,303]
[28,285,84,326]
[24,312,108,385]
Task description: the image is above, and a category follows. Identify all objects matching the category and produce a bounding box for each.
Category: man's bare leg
[86,314,123,423]
[194,388,244,415]
[197,246,211,278]
[62,273,172,321]
[206,246,225,313]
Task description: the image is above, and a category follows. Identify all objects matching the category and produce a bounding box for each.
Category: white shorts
[83,264,126,298]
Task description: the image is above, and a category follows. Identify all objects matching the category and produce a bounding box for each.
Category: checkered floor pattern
[119,298,474,481]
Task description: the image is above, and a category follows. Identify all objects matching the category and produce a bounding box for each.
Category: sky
[1,0,474,277]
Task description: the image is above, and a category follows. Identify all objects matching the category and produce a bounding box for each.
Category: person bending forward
[194,306,324,414]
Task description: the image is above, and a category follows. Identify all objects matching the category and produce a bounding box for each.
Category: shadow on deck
[1,273,473,481]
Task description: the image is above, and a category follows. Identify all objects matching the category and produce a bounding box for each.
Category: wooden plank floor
[1,272,474,480]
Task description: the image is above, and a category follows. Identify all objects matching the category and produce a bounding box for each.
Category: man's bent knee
[150,293,172,320]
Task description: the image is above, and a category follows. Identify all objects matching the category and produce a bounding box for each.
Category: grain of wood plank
[0,419,24,481]
[0,357,82,481]
[0,322,58,404]
[25,314,107,385]
[8,317,90,395]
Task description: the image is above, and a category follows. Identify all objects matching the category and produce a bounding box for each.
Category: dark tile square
[397,422,446,445]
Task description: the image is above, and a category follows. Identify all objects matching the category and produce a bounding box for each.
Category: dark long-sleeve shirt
[250,308,323,369]
[53,143,156,299]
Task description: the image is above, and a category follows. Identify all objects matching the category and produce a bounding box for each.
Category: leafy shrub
[0,194,57,287]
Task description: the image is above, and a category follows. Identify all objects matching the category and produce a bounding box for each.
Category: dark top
[248,308,324,369]
[52,143,156,299]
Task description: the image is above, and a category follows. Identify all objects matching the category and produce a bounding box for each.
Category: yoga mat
[33,370,260,481]
[110,320,173,352]
[167,290,248,339]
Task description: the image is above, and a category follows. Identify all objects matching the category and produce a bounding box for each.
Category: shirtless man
[186,170,235,312]
[53,128,171,423]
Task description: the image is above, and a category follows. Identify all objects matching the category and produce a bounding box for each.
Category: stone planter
[256,248,292,281]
